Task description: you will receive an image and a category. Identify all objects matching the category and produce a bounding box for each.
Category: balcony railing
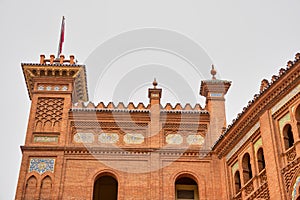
[232,169,268,199]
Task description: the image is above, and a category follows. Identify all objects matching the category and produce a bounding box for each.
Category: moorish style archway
[175,175,199,200]
[93,174,118,200]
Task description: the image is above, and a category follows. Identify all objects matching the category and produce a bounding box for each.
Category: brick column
[260,110,287,200]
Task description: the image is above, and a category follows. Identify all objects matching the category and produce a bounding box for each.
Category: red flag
[57,16,65,58]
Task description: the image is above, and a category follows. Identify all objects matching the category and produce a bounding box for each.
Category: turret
[200,65,231,147]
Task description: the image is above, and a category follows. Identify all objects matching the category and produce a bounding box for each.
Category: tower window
[283,124,294,150]
[242,153,253,183]
[257,148,265,172]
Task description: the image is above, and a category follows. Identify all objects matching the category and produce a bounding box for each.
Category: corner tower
[200,65,231,147]
[15,55,88,200]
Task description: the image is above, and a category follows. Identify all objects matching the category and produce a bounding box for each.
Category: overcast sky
[1,0,300,199]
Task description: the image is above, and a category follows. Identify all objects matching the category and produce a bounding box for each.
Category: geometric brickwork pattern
[29,158,55,174]
[282,157,300,195]
[34,98,64,132]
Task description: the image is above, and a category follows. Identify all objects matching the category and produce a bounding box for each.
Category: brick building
[15,53,300,200]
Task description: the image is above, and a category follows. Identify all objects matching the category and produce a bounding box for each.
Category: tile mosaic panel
[210,93,222,97]
[29,158,55,174]
[37,84,68,92]
[74,132,94,143]
[34,136,58,143]
[231,161,239,175]
[124,133,144,144]
[254,138,262,152]
[166,134,183,145]
[226,122,260,161]
[186,135,204,145]
[98,133,119,144]
[271,85,300,114]
[292,176,300,200]
[279,113,291,131]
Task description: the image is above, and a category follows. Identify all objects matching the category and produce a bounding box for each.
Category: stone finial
[295,53,300,61]
[70,55,75,64]
[50,55,55,64]
[59,55,65,64]
[211,64,217,80]
[271,75,278,82]
[287,61,293,68]
[40,55,45,64]
[153,78,158,89]
[279,68,286,76]
[260,79,269,92]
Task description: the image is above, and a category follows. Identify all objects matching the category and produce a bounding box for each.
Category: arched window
[242,153,253,183]
[257,148,266,172]
[24,176,37,200]
[283,124,294,150]
[93,175,118,200]
[234,171,241,194]
[40,176,52,200]
[175,176,199,200]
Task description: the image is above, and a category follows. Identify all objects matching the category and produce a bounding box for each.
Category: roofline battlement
[39,54,77,65]
[72,101,208,114]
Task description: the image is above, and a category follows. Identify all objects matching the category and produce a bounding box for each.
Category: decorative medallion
[124,133,144,144]
[98,133,119,144]
[46,86,52,91]
[29,158,55,174]
[74,132,94,143]
[166,134,183,145]
[187,135,204,145]
[34,136,58,143]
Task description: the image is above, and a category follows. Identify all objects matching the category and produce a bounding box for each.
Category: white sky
[1,0,300,199]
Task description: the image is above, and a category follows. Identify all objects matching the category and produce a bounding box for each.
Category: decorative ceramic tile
[292,176,300,200]
[54,86,60,91]
[226,122,260,161]
[254,138,262,152]
[37,84,68,92]
[98,133,119,144]
[74,132,94,143]
[210,93,222,97]
[37,85,44,91]
[34,136,58,143]
[29,158,55,174]
[61,86,68,91]
[124,133,144,144]
[166,134,183,145]
[231,161,239,175]
[271,85,300,114]
[187,135,204,145]
[279,113,291,131]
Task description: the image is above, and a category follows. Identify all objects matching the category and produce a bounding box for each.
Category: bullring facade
[15,53,300,200]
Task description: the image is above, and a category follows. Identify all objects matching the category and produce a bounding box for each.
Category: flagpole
[57,16,65,58]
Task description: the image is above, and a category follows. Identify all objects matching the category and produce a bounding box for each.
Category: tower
[200,65,231,147]
[15,55,88,199]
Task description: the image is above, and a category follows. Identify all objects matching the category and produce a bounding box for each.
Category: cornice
[213,53,300,158]
[22,63,88,101]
